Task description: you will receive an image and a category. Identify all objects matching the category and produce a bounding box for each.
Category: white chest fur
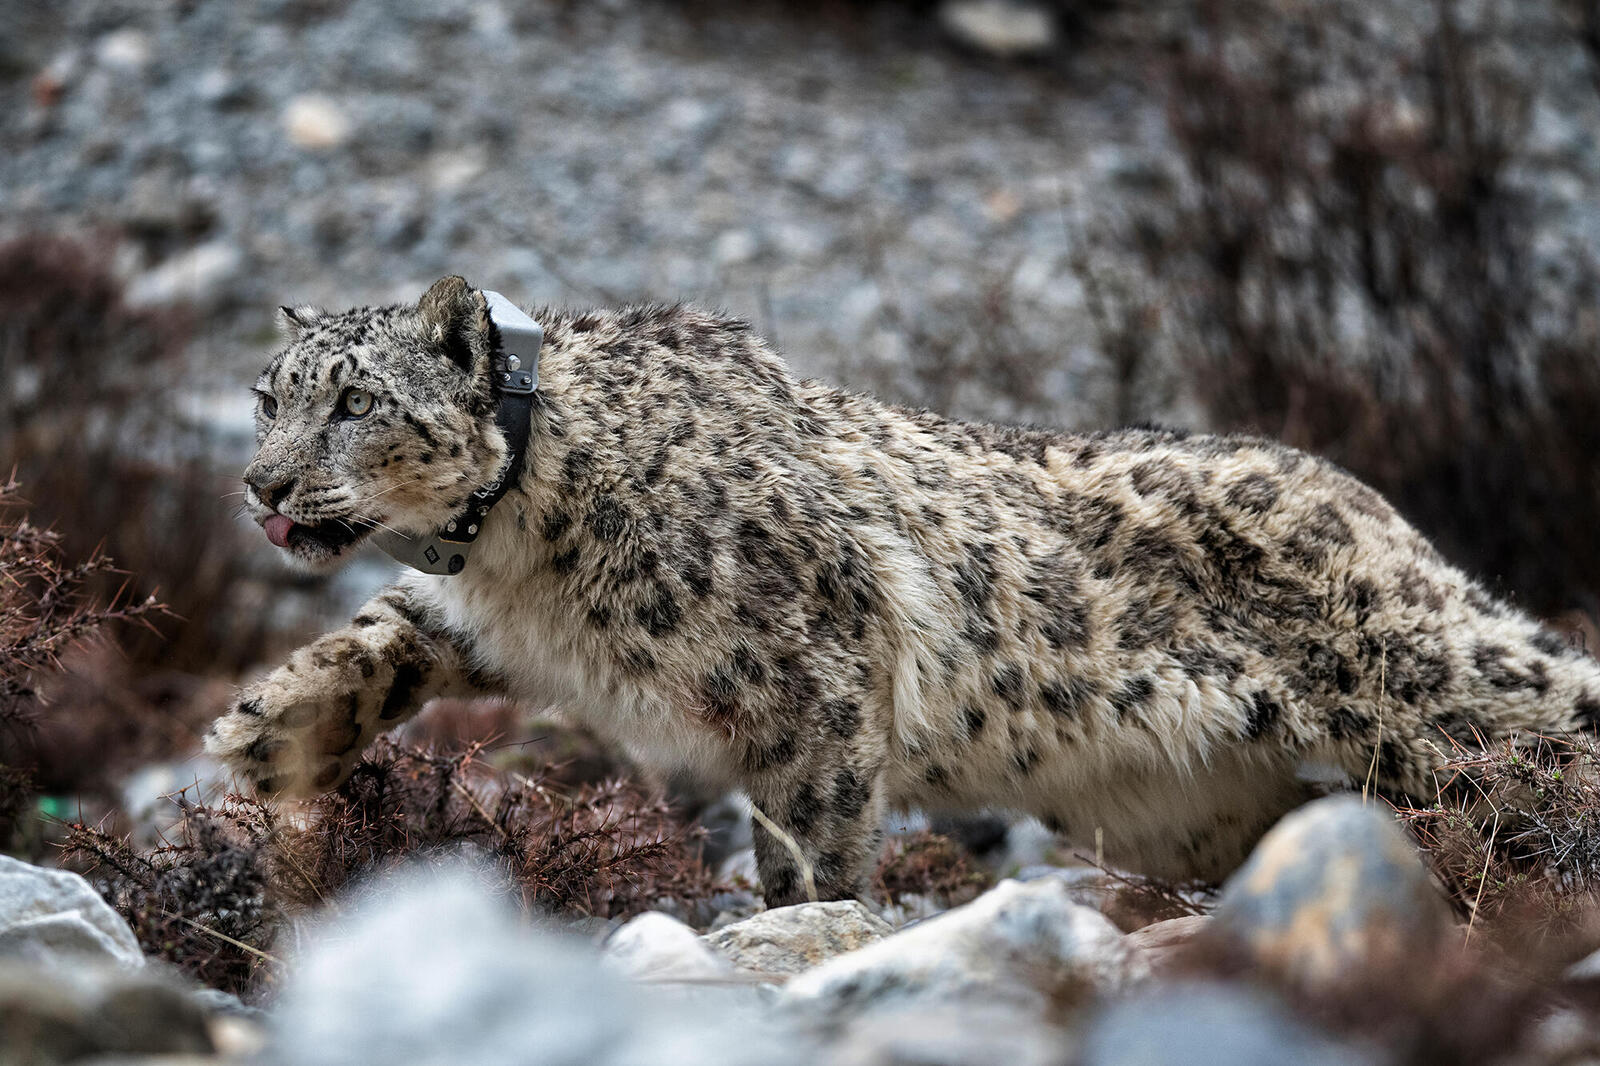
[398,547,741,788]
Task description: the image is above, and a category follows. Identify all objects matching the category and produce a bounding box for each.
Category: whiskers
[351,478,426,508]
[338,513,408,540]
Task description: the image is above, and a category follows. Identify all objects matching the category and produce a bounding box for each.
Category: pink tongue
[264,514,294,548]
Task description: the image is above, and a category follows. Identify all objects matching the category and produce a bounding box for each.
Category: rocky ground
[5,1,1600,1062]
[5,0,1596,421]
[2,0,1180,429]
[9,795,1600,1065]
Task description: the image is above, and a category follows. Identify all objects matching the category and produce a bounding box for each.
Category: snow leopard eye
[257,392,278,419]
[341,388,374,419]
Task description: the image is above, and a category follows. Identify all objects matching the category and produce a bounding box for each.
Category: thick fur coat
[207,276,1600,903]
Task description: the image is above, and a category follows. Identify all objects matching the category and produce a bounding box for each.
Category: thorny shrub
[1398,734,1600,943]
[64,738,723,999]
[65,797,280,997]
[0,477,164,850]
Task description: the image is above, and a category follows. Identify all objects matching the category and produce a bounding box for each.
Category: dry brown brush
[1398,734,1600,947]
[63,737,723,999]
[0,477,165,851]
[873,829,993,908]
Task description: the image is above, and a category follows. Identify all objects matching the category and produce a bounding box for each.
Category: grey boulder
[1078,983,1377,1066]
[0,856,144,971]
[0,961,215,1065]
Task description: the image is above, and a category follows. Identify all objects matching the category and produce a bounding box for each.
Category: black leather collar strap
[373,291,542,576]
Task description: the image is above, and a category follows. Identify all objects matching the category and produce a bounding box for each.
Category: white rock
[429,147,488,193]
[781,879,1145,1020]
[1565,946,1600,982]
[0,855,144,970]
[714,229,760,267]
[938,1,1055,57]
[95,29,152,72]
[283,94,352,151]
[718,847,759,885]
[604,912,732,983]
[267,865,808,1066]
[704,901,892,977]
[124,241,243,310]
[826,1002,1064,1066]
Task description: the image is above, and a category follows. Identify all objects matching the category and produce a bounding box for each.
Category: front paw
[204,672,372,799]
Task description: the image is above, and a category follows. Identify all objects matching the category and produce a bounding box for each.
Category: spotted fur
[207,276,1600,903]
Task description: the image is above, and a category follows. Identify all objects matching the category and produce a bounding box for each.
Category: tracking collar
[373,291,541,576]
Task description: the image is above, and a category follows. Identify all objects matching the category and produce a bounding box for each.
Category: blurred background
[1,0,1598,951]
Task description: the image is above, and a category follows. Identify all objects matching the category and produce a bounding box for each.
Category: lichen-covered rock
[1211,795,1450,985]
[0,855,144,971]
[1078,983,1377,1066]
[781,879,1146,1022]
[705,901,892,977]
[605,912,733,982]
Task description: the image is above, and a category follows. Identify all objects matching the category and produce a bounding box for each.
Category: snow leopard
[206,275,1600,905]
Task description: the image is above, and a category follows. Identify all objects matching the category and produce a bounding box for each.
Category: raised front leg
[205,585,496,797]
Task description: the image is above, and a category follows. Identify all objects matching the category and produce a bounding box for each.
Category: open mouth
[263,513,374,558]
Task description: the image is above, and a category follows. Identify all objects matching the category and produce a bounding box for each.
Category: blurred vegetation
[64,736,724,1000]
[0,234,272,675]
[1153,0,1600,622]
[0,478,165,851]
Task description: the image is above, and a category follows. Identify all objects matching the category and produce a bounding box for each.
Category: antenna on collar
[373,291,541,576]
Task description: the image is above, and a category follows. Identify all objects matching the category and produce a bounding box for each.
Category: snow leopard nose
[247,474,296,510]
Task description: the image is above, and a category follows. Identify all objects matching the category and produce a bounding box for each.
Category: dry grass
[1397,735,1600,948]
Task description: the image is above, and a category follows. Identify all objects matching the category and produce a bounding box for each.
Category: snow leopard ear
[416,275,491,377]
[276,304,323,342]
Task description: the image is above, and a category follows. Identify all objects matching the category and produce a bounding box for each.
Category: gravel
[1,0,1169,422]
